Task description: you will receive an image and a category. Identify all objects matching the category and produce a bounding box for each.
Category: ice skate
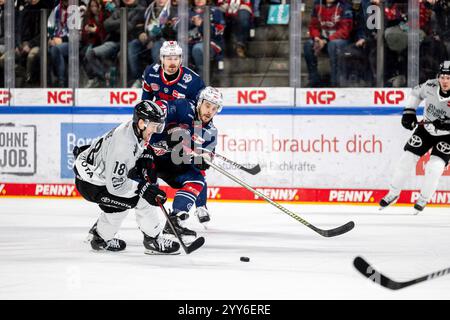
[163,211,197,242]
[90,227,126,252]
[379,193,399,210]
[143,232,180,255]
[413,197,427,215]
[195,206,210,224]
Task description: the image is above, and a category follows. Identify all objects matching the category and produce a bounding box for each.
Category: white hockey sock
[97,210,129,241]
[388,151,420,196]
[135,198,164,238]
[419,156,446,202]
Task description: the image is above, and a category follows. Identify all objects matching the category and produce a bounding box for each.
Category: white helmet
[160,41,183,60]
[197,86,223,113]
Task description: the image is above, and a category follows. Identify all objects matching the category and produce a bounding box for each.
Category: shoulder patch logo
[183,74,192,83]
[153,64,160,72]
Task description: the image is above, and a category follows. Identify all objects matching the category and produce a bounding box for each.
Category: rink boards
[0,88,449,205]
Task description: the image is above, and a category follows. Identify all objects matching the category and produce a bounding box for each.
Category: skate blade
[144,249,181,255]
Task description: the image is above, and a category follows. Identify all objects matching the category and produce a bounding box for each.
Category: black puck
[240,256,250,262]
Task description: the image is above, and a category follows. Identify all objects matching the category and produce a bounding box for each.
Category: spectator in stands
[189,0,225,75]
[122,0,146,88]
[431,0,450,56]
[216,0,253,58]
[47,0,71,87]
[339,0,375,86]
[381,0,432,86]
[17,0,54,86]
[84,0,120,88]
[143,0,178,68]
[0,0,5,65]
[304,0,353,87]
[81,0,108,87]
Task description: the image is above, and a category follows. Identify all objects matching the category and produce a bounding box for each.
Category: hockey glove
[432,118,450,131]
[193,152,212,171]
[137,181,167,206]
[401,108,418,130]
[129,149,154,182]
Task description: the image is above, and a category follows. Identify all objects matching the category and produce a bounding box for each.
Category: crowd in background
[305,0,450,87]
[1,0,450,88]
[0,0,263,88]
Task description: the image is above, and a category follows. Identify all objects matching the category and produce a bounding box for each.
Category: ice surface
[0,198,449,299]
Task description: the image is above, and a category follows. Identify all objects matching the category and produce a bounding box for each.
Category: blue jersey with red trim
[150,99,218,158]
[141,63,205,103]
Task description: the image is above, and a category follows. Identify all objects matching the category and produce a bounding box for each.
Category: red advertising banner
[1,183,449,206]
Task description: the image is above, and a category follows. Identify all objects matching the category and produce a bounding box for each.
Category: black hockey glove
[432,118,450,131]
[401,108,418,130]
[128,149,154,181]
[136,181,167,206]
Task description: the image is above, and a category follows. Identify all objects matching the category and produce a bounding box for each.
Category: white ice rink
[0,198,449,300]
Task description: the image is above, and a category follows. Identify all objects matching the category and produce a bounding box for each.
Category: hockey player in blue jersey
[149,86,223,238]
[141,41,205,102]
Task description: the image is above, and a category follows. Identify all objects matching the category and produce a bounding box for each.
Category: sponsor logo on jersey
[0,184,5,194]
[183,74,192,83]
[408,134,422,148]
[436,141,450,154]
[151,83,160,91]
[427,82,437,87]
[149,74,160,78]
[329,190,374,202]
[447,101,450,108]
[153,64,160,72]
[101,197,111,204]
[172,90,185,99]
[164,87,169,93]
[408,135,423,147]
[427,104,447,118]
[35,184,76,196]
[112,177,126,189]
[254,188,299,201]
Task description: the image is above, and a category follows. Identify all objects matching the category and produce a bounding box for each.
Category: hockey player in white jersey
[73,100,180,254]
[379,61,450,214]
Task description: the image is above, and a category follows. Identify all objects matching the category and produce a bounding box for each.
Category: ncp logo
[373,90,405,105]
[109,91,138,105]
[237,90,267,104]
[0,90,11,104]
[47,90,73,104]
[305,90,336,105]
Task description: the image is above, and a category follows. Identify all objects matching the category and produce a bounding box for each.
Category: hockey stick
[156,197,205,254]
[200,156,354,237]
[212,152,261,175]
[353,256,450,290]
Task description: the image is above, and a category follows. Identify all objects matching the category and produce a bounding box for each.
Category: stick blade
[353,256,403,290]
[186,236,205,254]
[313,221,355,237]
[243,164,261,175]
